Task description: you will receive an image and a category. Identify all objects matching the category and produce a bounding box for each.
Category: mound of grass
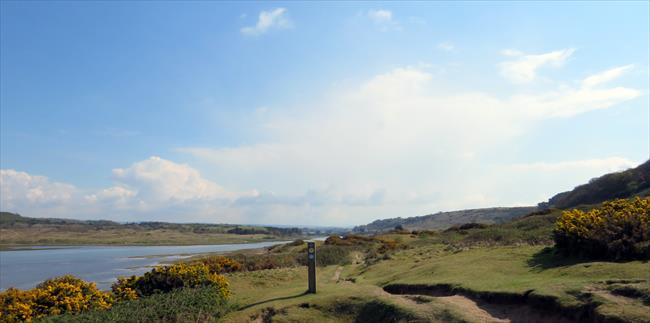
[39,287,231,323]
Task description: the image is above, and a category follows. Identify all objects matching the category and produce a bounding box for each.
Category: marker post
[307,241,316,293]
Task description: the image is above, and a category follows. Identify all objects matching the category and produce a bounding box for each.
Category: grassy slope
[221,211,650,322]
[354,207,537,232]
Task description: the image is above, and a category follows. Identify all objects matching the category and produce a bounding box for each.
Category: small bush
[111,263,230,300]
[194,255,242,274]
[0,275,112,322]
[554,197,650,260]
[324,235,375,246]
[313,245,352,266]
[229,253,301,271]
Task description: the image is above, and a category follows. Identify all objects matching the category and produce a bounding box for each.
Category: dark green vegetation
[0,212,306,246]
[38,287,231,323]
[353,206,537,232]
[543,159,650,209]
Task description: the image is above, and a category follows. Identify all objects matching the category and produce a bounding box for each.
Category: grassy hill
[355,160,650,233]
[216,205,649,323]
[353,207,537,232]
[542,159,650,209]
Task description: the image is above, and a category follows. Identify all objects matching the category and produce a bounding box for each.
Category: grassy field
[217,211,650,322]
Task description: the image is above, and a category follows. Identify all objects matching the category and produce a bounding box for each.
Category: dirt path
[380,287,572,323]
[331,266,343,282]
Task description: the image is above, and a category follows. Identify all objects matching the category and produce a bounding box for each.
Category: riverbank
[0,241,291,291]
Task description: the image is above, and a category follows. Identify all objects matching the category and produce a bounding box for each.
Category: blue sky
[1,2,648,225]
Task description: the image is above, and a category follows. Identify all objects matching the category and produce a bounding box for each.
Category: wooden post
[307,241,316,293]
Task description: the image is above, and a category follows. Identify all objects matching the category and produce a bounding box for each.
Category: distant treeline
[0,212,303,236]
[227,226,301,236]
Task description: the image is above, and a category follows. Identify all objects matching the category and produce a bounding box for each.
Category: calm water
[0,241,289,290]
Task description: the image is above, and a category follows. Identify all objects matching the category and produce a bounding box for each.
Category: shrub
[111,263,230,299]
[230,253,301,271]
[324,235,375,246]
[554,197,650,260]
[194,256,242,274]
[0,275,112,322]
[40,286,230,323]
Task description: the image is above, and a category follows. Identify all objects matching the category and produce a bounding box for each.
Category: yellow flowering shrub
[111,276,140,302]
[111,263,230,300]
[2,261,233,322]
[0,275,113,322]
[195,255,242,273]
[0,288,34,322]
[554,197,650,260]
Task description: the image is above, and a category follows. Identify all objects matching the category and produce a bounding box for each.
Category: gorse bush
[194,255,242,274]
[554,197,650,260]
[0,275,112,322]
[2,261,235,322]
[40,287,230,323]
[111,263,230,300]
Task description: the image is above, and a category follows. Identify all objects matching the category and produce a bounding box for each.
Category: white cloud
[1,169,76,209]
[111,156,236,203]
[241,8,292,36]
[499,48,575,83]
[178,62,641,224]
[367,9,400,31]
[1,58,643,225]
[582,65,634,88]
[368,9,392,23]
[509,65,639,118]
[437,42,455,51]
[500,49,524,57]
[0,157,254,222]
[511,157,637,173]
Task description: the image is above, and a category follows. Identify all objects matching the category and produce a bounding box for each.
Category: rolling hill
[541,159,650,209]
[355,159,650,232]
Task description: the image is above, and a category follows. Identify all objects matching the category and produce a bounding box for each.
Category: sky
[1,1,649,226]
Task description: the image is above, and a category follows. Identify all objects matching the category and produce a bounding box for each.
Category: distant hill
[0,212,313,245]
[353,206,537,232]
[355,159,650,233]
[541,159,650,209]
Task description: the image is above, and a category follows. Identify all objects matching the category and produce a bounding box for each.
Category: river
[0,241,290,290]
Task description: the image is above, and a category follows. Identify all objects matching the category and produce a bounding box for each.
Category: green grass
[218,223,649,322]
[37,287,231,323]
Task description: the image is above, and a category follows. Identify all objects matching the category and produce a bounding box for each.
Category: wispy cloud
[367,9,400,31]
[499,48,575,83]
[241,8,292,36]
[437,42,455,51]
[511,157,637,173]
[582,65,634,88]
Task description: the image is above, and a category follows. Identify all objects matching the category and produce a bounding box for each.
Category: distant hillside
[0,212,313,245]
[0,212,305,236]
[353,206,537,232]
[541,159,650,209]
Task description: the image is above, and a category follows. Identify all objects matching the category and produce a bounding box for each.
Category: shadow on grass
[527,247,591,271]
[238,291,309,310]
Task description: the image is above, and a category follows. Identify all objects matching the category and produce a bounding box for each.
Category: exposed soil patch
[332,266,343,282]
[384,284,579,323]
